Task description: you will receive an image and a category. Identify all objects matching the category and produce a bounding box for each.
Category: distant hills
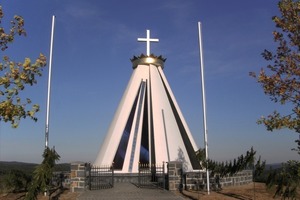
[0,161,70,174]
[265,163,283,170]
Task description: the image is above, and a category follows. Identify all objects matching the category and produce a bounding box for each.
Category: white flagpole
[198,21,210,194]
[45,15,55,148]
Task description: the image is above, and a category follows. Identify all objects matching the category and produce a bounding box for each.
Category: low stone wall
[221,170,253,187]
[184,170,253,190]
[70,162,174,192]
[70,161,252,192]
[184,171,205,190]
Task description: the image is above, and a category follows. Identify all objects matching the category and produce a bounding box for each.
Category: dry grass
[0,189,80,200]
[176,182,283,200]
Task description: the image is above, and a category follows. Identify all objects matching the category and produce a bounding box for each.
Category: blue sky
[0,0,298,164]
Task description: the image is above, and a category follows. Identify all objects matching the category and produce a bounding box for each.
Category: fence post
[151,163,156,182]
[111,162,114,187]
[163,162,165,190]
[88,163,91,190]
[138,162,141,187]
[179,168,183,193]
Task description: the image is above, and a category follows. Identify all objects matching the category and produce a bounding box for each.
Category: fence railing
[138,162,166,189]
[86,163,114,190]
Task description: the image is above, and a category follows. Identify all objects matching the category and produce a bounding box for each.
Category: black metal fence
[86,163,114,190]
[138,162,166,189]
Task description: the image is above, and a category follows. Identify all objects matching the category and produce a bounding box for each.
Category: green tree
[195,148,206,169]
[250,0,300,198]
[25,147,60,200]
[0,5,46,128]
[196,147,265,177]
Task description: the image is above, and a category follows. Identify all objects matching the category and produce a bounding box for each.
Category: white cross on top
[137,30,159,56]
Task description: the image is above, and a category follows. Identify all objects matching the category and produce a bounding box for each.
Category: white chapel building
[94,30,201,173]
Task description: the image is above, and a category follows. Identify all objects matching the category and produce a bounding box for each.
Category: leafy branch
[0,5,46,127]
[249,0,300,135]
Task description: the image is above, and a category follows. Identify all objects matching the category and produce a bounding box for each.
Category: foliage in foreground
[25,147,60,200]
[2,169,31,193]
[266,160,300,199]
[0,161,70,195]
[0,5,46,128]
[250,0,300,198]
[195,147,265,178]
[250,0,300,151]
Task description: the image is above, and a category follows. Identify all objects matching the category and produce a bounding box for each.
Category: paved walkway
[77,183,185,200]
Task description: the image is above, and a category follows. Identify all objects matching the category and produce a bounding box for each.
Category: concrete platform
[77,182,184,200]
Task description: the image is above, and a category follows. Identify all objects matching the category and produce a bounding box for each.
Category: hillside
[0,161,70,175]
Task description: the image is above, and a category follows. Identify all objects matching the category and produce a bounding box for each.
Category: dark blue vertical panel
[113,84,141,170]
